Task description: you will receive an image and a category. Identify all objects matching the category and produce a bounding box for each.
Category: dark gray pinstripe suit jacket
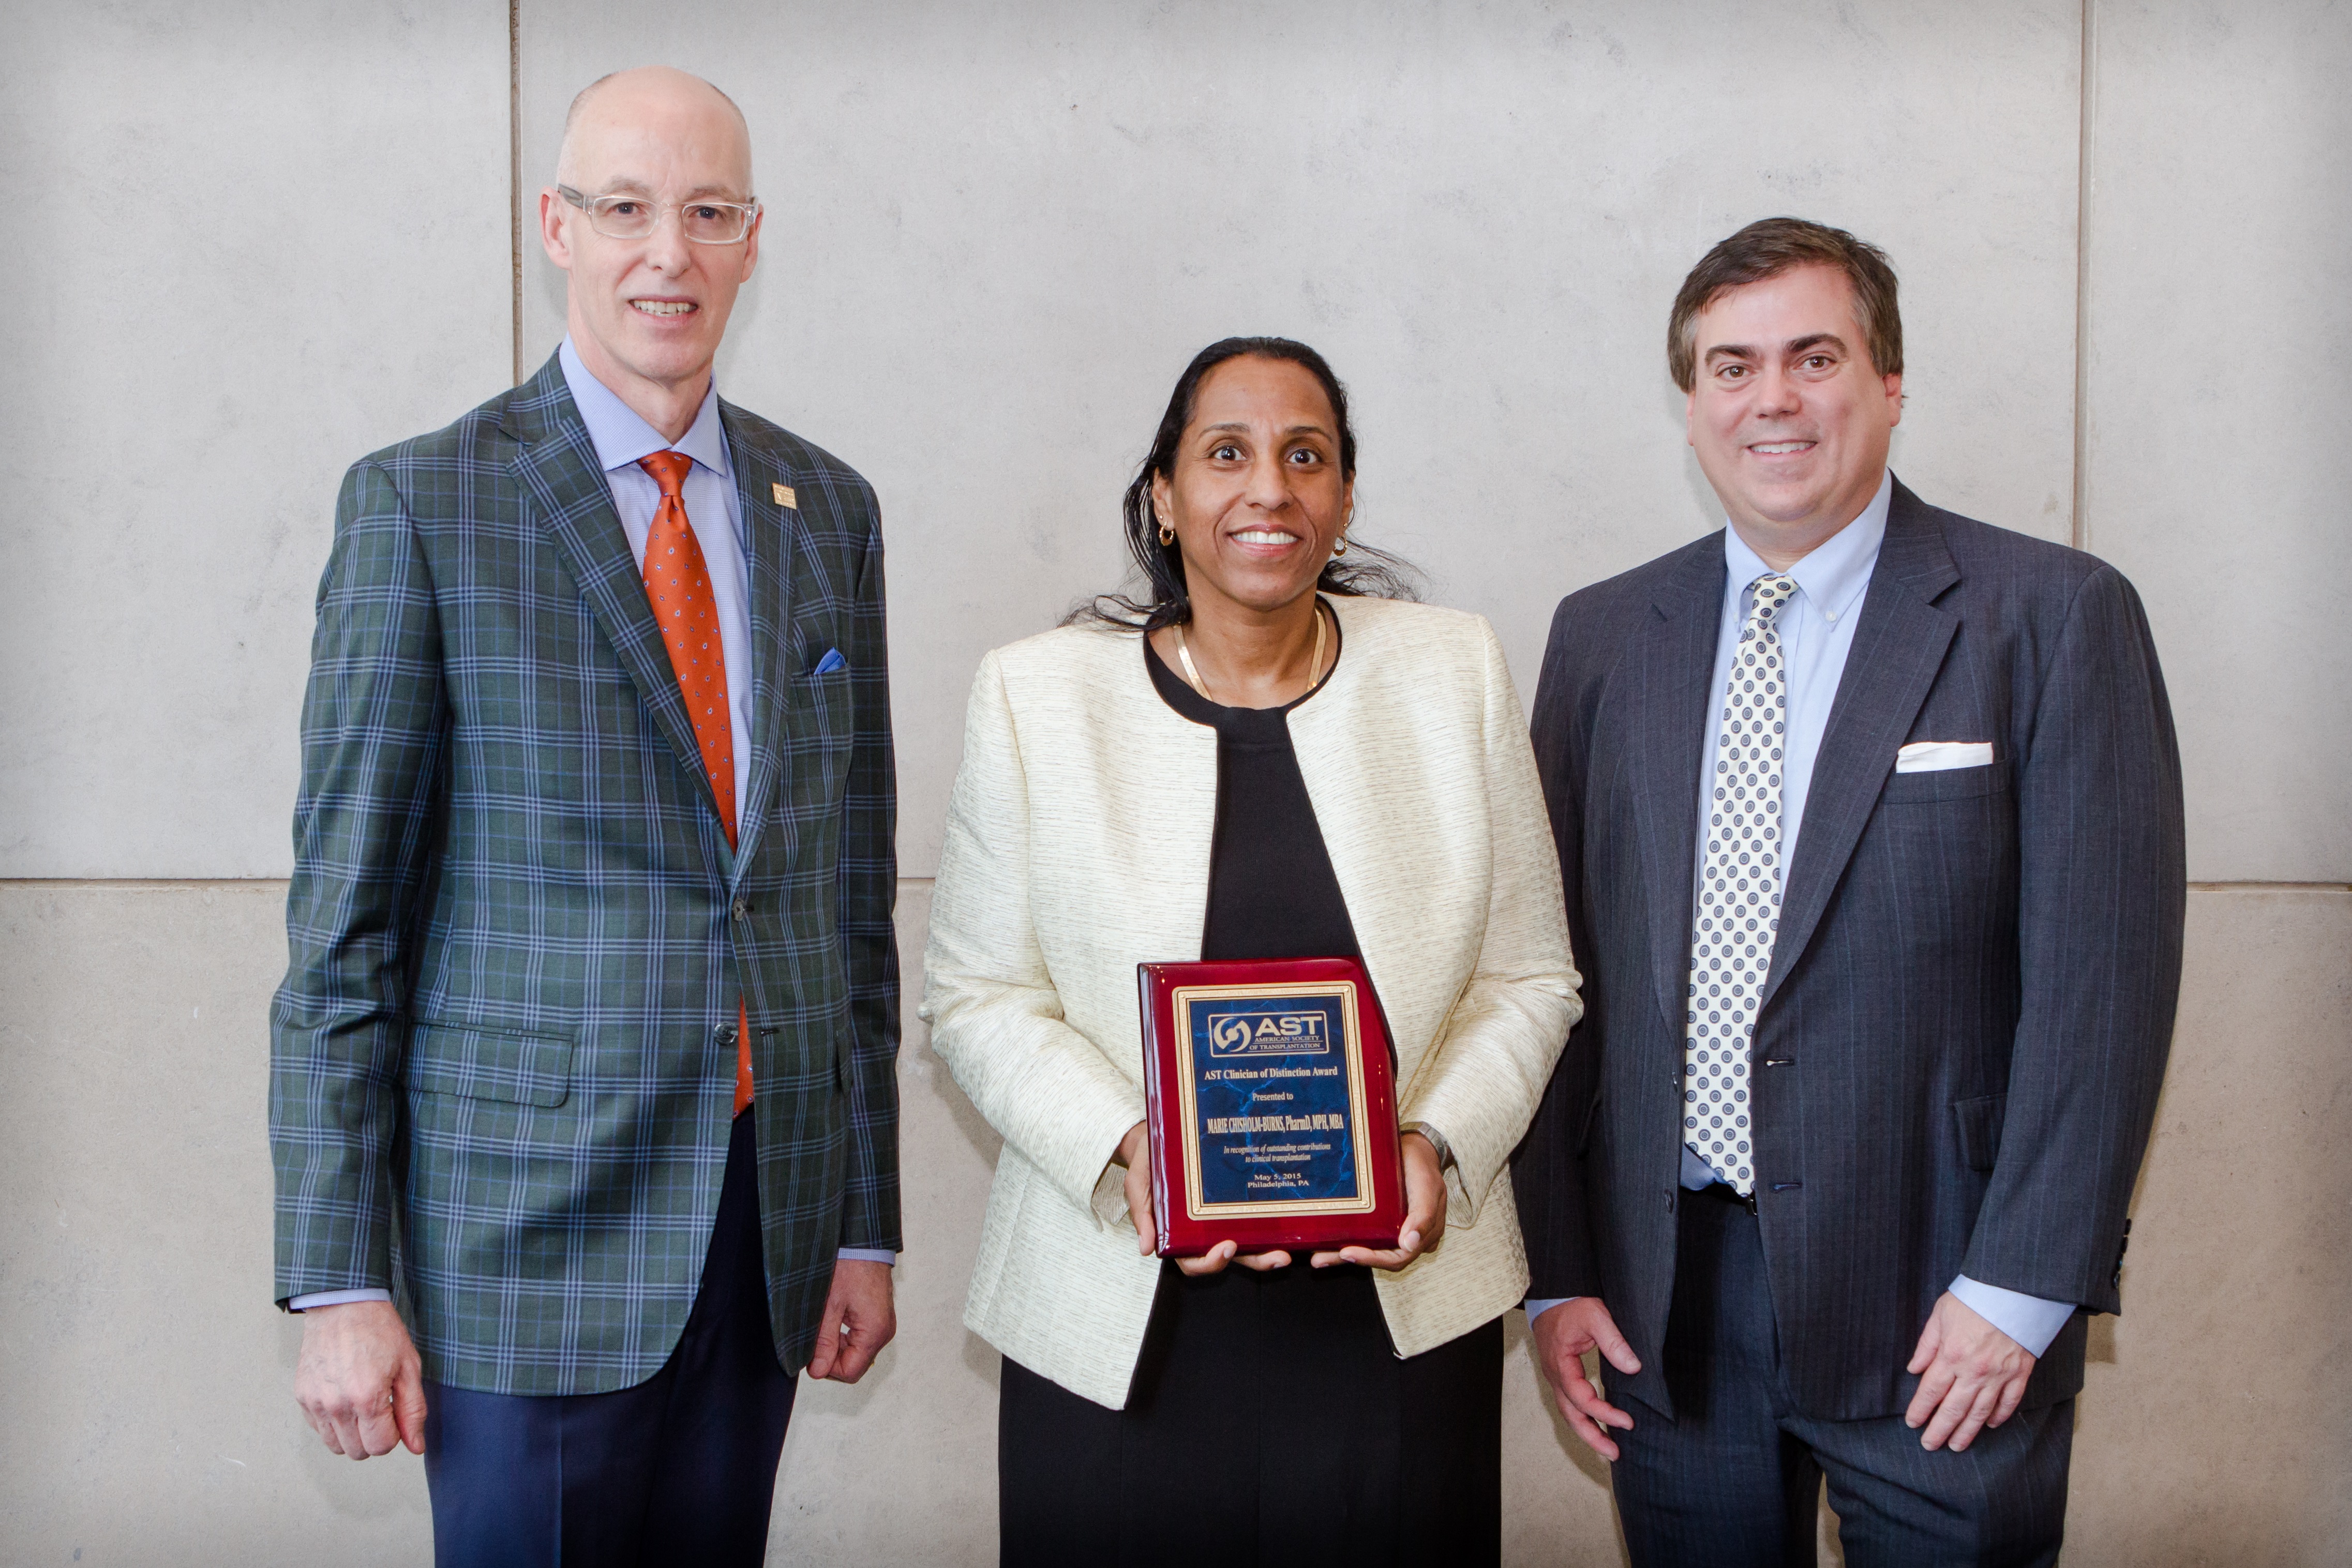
[270,353,899,1395]
[1515,481,2184,1421]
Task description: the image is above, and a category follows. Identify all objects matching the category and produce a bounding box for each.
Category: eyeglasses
[556,185,760,244]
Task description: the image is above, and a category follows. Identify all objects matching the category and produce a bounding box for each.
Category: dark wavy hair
[1068,336,1418,631]
[1668,217,1901,393]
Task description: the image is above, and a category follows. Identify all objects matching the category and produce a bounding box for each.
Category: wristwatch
[1403,1121,1455,1171]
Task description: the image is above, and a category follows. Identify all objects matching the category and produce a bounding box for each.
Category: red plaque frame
[1137,957,1404,1258]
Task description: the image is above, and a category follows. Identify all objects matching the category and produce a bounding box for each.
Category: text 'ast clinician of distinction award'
[1137,958,1404,1257]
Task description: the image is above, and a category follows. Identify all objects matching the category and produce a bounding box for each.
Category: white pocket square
[1896,741,1994,773]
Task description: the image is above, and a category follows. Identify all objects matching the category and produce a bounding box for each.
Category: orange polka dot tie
[638,450,753,1117]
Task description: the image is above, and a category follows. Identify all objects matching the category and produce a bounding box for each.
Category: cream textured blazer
[921,595,1582,1409]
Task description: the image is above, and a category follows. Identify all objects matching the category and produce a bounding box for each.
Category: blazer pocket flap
[408,1023,575,1108]
[1952,1091,2008,1172]
[1880,757,2013,804]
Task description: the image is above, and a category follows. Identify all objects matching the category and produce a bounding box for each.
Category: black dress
[996,621,1505,1567]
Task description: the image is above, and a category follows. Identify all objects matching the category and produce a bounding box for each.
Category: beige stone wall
[3,2,2345,1562]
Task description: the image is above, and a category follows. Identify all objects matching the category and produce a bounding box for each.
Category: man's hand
[1905,1290,2036,1452]
[1311,1130,1447,1271]
[807,1259,896,1383]
[1117,1121,1294,1276]
[294,1299,426,1459]
[1530,1296,1642,1461]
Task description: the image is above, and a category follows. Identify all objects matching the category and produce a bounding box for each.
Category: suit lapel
[721,405,802,876]
[1758,484,1961,1014]
[506,357,729,843]
[1630,538,1729,1037]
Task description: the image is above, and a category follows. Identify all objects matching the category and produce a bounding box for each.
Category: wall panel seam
[2071,0,2099,554]
[509,0,523,387]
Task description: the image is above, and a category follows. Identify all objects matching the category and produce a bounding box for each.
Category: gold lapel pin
[772,483,796,508]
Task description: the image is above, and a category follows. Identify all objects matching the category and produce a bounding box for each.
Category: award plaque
[1136,957,1404,1257]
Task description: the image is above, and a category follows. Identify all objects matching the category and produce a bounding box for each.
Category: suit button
[731,897,753,921]
[1664,1188,1675,1213]
[714,1022,738,1047]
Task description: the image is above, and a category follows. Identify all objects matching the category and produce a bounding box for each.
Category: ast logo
[1206,1008,1332,1058]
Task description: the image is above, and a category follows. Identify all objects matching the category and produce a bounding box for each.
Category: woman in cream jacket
[923,337,1581,1564]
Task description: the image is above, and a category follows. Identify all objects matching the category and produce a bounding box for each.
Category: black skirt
[999,1262,1503,1565]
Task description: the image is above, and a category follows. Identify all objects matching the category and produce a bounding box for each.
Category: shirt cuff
[1524,1296,1579,1321]
[1949,1275,2075,1358]
[836,1248,897,1266]
[288,1288,394,1313]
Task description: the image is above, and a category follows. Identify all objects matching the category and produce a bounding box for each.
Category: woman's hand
[1312,1130,1447,1271]
[1115,1121,1294,1276]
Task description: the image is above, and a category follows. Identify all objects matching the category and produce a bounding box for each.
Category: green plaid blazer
[270,353,900,1395]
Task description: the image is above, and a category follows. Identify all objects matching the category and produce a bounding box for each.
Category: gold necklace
[1174,598,1326,705]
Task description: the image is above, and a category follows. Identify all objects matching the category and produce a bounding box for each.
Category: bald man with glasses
[270,66,902,1566]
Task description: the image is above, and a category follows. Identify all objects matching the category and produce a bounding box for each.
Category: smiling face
[1151,356,1354,621]
[540,68,759,424]
[1685,263,1902,554]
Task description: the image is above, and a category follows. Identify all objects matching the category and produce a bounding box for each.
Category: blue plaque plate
[1182,987,1364,1210]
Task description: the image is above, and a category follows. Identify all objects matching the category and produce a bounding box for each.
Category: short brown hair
[1667,218,1902,393]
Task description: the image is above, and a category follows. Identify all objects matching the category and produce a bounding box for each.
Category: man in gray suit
[1516,218,2183,1564]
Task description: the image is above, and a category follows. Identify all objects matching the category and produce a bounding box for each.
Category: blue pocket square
[813,647,848,675]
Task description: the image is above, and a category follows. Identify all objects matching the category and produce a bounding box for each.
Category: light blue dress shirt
[290,344,890,1311]
[558,337,758,817]
[1527,474,2070,1359]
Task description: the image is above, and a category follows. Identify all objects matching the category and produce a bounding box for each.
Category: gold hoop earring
[1333,531,1350,556]
[1157,515,1176,547]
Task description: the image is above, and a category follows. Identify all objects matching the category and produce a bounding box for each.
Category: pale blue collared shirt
[1527,473,2070,1358]
[290,344,889,1310]
[1700,469,1892,899]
